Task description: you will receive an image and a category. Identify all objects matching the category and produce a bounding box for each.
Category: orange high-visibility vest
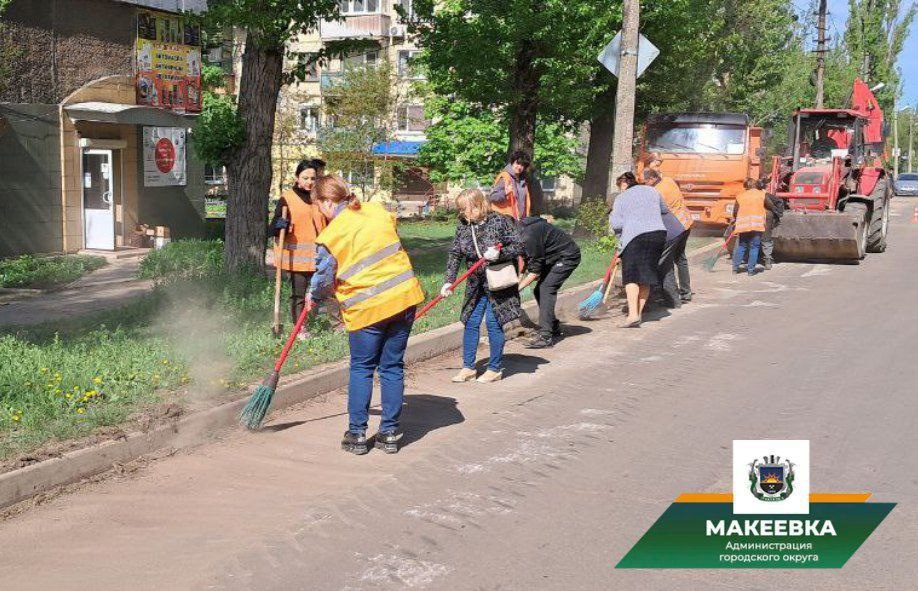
[491,170,531,220]
[279,189,326,272]
[657,176,693,230]
[734,189,767,233]
[316,202,425,332]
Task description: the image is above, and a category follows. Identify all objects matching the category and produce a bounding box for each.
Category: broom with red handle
[241,299,314,430]
[416,243,502,320]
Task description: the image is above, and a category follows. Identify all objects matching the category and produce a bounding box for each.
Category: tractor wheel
[866,178,890,253]
[844,202,869,261]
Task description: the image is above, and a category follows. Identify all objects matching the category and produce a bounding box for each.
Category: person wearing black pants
[518,216,581,348]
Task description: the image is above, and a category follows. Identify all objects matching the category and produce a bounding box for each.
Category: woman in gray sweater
[609,172,672,327]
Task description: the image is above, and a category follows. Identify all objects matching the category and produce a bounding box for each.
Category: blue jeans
[347,307,415,435]
[734,231,762,274]
[462,296,505,372]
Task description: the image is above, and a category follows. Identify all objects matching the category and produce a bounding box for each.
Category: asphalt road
[1,200,916,590]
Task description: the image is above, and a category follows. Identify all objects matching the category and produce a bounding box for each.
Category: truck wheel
[866,178,890,253]
[845,202,868,260]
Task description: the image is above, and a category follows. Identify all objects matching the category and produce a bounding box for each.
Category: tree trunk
[224,34,284,274]
[582,83,616,202]
[507,40,544,214]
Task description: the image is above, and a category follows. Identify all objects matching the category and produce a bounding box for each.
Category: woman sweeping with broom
[307,175,425,455]
[440,189,525,383]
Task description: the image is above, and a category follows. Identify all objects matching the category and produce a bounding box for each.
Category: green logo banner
[617,501,894,568]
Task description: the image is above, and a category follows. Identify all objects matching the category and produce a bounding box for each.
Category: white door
[82,149,115,250]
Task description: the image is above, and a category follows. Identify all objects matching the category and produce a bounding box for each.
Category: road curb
[0,241,711,509]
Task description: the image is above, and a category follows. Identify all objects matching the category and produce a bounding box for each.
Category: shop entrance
[82,149,115,250]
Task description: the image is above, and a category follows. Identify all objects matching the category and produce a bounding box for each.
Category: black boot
[341,431,368,455]
[374,431,400,454]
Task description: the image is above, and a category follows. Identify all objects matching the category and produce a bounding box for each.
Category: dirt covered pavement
[0,201,916,590]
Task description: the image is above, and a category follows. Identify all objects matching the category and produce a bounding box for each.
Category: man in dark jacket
[517,216,581,348]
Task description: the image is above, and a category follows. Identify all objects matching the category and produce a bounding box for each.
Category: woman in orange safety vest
[270,160,327,337]
[732,178,767,275]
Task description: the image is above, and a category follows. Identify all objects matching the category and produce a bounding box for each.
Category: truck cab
[638,113,763,226]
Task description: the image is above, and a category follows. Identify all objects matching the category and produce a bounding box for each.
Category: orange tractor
[767,78,892,261]
[638,113,764,226]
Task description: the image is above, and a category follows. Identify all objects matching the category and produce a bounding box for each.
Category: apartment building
[267,0,435,203]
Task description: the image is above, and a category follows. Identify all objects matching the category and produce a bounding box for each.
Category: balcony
[319,14,392,40]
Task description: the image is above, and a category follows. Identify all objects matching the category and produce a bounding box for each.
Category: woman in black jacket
[442,189,525,383]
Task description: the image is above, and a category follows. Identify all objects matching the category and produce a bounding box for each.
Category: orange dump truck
[637,113,764,226]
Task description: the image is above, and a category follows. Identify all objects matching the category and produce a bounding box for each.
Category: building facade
[0,0,209,257]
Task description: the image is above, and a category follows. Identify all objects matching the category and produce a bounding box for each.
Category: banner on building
[143,127,187,187]
[135,9,202,112]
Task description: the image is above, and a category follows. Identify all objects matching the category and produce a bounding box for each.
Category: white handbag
[471,224,519,291]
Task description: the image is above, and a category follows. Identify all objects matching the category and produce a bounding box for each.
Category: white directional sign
[597,31,660,78]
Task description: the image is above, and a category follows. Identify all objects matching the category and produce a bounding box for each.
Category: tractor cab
[791,111,858,169]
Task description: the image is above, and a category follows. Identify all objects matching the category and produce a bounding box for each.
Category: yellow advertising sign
[135,9,202,112]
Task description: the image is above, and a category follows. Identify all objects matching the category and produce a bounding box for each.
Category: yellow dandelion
[40,368,48,373]
[87,390,97,397]
[93,377,102,384]
[76,408,85,414]
[65,393,72,399]
[12,416,20,422]
[162,359,170,365]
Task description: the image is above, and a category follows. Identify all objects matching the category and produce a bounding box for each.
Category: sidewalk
[0,258,152,328]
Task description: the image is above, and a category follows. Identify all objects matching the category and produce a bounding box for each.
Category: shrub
[138,240,224,282]
[0,255,107,290]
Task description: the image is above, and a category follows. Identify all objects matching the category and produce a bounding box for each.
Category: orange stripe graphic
[674,493,872,503]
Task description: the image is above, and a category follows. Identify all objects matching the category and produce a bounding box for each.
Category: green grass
[0,255,107,290]
[0,221,626,460]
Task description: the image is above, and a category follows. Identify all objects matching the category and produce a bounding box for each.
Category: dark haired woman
[270,160,327,338]
[609,172,671,328]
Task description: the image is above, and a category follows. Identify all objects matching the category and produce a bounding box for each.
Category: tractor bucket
[772,210,866,262]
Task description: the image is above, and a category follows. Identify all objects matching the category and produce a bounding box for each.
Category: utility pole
[909,106,914,173]
[814,0,828,108]
[608,0,640,195]
[893,97,899,177]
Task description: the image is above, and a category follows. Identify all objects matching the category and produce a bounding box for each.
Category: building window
[344,51,379,70]
[204,164,227,185]
[339,0,379,14]
[541,176,557,196]
[299,105,320,134]
[397,50,423,78]
[397,0,414,21]
[397,104,430,133]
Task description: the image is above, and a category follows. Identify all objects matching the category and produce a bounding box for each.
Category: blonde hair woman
[308,175,425,455]
[441,188,525,383]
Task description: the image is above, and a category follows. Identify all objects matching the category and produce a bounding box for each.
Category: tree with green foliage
[319,63,398,200]
[846,0,917,112]
[411,0,608,211]
[417,98,582,189]
[200,0,339,273]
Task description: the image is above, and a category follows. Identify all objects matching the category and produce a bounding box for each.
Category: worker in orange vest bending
[489,150,532,221]
[643,168,694,305]
[732,178,767,275]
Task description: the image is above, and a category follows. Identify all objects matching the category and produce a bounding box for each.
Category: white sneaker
[452,368,477,383]
[476,369,503,383]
